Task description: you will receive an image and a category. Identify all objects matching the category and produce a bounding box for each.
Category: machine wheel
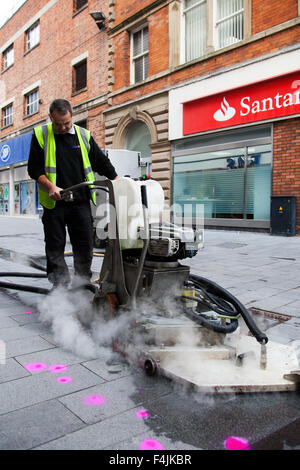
[144,358,158,376]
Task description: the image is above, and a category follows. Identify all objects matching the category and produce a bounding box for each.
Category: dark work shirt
[27,130,117,203]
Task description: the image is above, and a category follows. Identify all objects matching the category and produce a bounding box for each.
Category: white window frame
[2,103,13,128]
[25,22,40,52]
[130,25,149,84]
[213,0,244,50]
[181,0,246,64]
[25,89,39,116]
[3,45,14,70]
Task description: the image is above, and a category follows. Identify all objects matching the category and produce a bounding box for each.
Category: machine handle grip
[141,185,148,208]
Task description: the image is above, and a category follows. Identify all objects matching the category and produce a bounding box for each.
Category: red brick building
[0,0,109,216]
[104,0,300,232]
[1,0,300,233]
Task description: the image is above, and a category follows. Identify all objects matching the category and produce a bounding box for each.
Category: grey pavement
[0,216,300,451]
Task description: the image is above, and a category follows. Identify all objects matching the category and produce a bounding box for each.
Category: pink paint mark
[136,409,149,419]
[82,394,107,406]
[49,364,67,373]
[56,376,72,384]
[25,311,33,315]
[140,439,164,450]
[225,436,251,450]
[24,362,47,372]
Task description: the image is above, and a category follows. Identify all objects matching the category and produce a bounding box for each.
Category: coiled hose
[182,274,268,345]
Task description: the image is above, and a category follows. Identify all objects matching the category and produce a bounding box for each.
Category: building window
[73,0,88,12]
[2,45,14,70]
[183,0,207,62]
[25,89,39,116]
[131,26,149,84]
[182,0,245,62]
[72,60,87,93]
[25,22,40,52]
[216,0,244,49]
[2,104,13,128]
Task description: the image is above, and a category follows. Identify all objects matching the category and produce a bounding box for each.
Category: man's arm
[88,136,118,180]
[27,133,63,200]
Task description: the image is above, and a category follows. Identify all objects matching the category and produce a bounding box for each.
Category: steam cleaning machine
[0,176,299,393]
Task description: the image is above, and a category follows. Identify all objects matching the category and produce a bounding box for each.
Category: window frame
[181,0,248,64]
[73,0,88,13]
[24,88,39,117]
[25,21,40,53]
[2,103,13,128]
[130,24,149,85]
[72,59,87,94]
[2,45,14,71]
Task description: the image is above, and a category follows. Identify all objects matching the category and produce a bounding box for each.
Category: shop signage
[183,71,300,135]
[0,131,32,168]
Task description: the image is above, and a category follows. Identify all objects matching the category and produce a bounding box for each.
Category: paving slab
[82,357,133,382]
[5,336,55,359]
[0,399,85,450]
[0,358,30,383]
[33,407,169,450]
[58,373,173,425]
[13,347,90,370]
[0,363,105,415]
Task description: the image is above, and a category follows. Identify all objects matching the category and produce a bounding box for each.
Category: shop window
[131,26,149,84]
[0,183,9,215]
[25,22,40,53]
[2,104,13,128]
[72,60,87,93]
[25,89,39,116]
[2,44,14,71]
[182,0,245,62]
[73,0,88,12]
[173,131,272,222]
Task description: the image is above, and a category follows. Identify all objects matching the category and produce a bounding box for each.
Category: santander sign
[183,71,300,135]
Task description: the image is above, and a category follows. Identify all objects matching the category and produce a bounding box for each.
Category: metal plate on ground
[146,336,299,393]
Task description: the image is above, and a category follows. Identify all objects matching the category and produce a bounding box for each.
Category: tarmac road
[0,215,300,452]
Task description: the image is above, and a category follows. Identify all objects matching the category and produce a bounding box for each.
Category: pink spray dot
[49,364,67,373]
[225,436,251,450]
[56,376,72,384]
[82,394,107,406]
[25,311,32,315]
[136,409,149,419]
[24,362,47,372]
[140,439,164,450]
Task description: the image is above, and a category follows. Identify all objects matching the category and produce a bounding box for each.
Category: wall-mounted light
[90,11,106,31]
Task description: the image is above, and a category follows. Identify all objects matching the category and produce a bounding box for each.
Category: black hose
[182,303,239,334]
[187,274,268,345]
[0,272,47,278]
[0,280,50,295]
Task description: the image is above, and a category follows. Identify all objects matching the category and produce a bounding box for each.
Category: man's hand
[37,175,63,200]
[49,185,64,201]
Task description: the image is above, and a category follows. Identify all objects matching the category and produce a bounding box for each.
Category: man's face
[50,110,73,134]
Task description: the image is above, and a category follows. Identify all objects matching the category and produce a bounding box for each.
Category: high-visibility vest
[34,123,96,209]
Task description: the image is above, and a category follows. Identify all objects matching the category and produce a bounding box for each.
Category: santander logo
[213,97,236,121]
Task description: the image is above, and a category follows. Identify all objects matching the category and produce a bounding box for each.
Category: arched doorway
[125,120,152,174]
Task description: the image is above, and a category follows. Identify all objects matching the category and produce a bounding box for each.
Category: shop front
[169,62,300,229]
[0,131,38,217]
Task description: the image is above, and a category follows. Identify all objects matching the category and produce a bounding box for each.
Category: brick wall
[252,0,298,35]
[273,118,300,228]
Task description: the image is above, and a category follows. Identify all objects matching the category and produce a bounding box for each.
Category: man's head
[49,99,73,134]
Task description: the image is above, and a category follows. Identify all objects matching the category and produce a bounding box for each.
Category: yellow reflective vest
[34,123,96,209]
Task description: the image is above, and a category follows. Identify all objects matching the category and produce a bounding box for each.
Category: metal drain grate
[248,307,291,322]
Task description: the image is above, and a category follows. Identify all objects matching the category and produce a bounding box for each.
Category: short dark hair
[49,99,73,116]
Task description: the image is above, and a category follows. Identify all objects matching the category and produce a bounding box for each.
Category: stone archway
[112,106,158,149]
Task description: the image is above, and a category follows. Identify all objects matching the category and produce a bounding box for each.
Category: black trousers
[42,202,94,285]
